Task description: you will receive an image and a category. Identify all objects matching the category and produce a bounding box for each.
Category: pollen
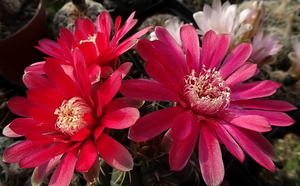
[79,34,97,44]
[54,97,92,136]
[184,69,230,116]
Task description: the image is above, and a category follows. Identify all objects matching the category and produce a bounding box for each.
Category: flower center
[54,97,92,136]
[183,69,230,116]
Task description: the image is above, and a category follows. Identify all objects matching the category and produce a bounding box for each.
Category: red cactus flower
[120,25,296,186]
[3,49,141,186]
[27,11,151,78]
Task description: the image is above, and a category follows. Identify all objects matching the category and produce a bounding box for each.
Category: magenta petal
[228,108,295,127]
[103,97,144,114]
[213,119,245,162]
[161,129,173,153]
[97,69,122,105]
[76,139,98,172]
[8,97,35,117]
[49,148,78,186]
[208,34,230,69]
[222,124,276,172]
[169,122,199,170]
[19,143,72,168]
[180,24,200,71]
[129,106,184,142]
[145,60,182,94]
[220,43,252,79]
[171,110,195,140]
[230,99,297,111]
[201,30,218,68]
[219,114,271,132]
[199,123,224,186]
[24,61,46,74]
[121,79,179,102]
[3,140,49,163]
[3,124,22,137]
[96,134,133,171]
[155,26,187,72]
[44,59,79,98]
[100,107,139,129]
[230,80,280,101]
[31,155,63,186]
[115,62,133,79]
[225,62,257,86]
[23,71,53,89]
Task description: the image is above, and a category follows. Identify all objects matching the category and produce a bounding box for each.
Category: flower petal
[225,62,257,86]
[230,99,297,111]
[121,79,179,102]
[129,106,183,142]
[171,110,195,140]
[100,107,139,129]
[230,80,280,101]
[220,43,252,79]
[103,97,144,114]
[49,148,78,186]
[199,122,224,186]
[31,155,63,186]
[23,71,53,89]
[96,134,133,171]
[169,122,199,170]
[222,124,276,172]
[76,139,98,172]
[8,97,35,117]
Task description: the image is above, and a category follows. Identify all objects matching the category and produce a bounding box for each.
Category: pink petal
[23,71,53,89]
[95,134,133,171]
[9,118,55,135]
[219,114,272,132]
[145,60,182,94]
[96,69,122,105]
[87,64,101,84]
[227,108,295,127]
[8,97,35,117]
[220,43,252,79]
[129,106,183,142]
[3,140,49,163]
[96,11,111,41]
[155,26,187,73]
[76,139,98,172]
[71,128,92,142]
[78,42,98,67]
[24,61,46,74]
[230,99,297,111]
[208,34,231,69]
[222,124,276,172]
[3,124,22,137]
[116,62,133,79]
[201,30,218,68]
[120,79,179,102]
[171,110,195,140]
[161,129,173,153]
[49,148,79,186]
[169,122,199,170]
[100,107,139,129]
[225,62,257,86]
[180,24,200,72]
[29,106,58,124]
[59,28,75,48]
[199,122,224,186]
[19,142,72,168]
[43,59,79,98]
[213,119,245,162]
[103,97,144,114]
[31,155,63,186]
[230,80,280,101]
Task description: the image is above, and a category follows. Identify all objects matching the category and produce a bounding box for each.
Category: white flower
[149,17,184,46]
[193,0,252,43]
[250,31,282,67]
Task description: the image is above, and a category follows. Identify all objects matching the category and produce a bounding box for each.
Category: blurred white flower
[193,0,252,43]
[149,17,184,46]
[249,31,282,68]
[288,36,300,79]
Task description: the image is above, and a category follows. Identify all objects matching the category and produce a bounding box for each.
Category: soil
[0,0,39,40]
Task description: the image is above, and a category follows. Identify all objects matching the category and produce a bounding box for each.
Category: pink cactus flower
[3,49,140,186]
[121,25,295,186]
[27,11,151,78]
